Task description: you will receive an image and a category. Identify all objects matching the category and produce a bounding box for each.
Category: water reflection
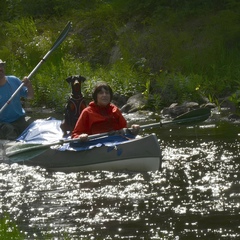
[0,120,240,239]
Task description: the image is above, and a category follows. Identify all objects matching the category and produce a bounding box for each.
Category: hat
[0,59,6,64]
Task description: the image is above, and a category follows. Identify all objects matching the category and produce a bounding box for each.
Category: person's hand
[130,124,140,135]
[79,133,89,142]
[22,77,31,87]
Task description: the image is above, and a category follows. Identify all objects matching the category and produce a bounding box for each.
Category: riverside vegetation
[0,0,240,114]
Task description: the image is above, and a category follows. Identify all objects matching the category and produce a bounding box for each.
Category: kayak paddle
[141,107,211,129]
[5,108,211,157]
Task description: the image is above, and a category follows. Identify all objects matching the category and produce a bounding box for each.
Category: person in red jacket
[71,82,139,140]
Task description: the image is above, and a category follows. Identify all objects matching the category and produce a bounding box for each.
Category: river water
[0,110,239,239]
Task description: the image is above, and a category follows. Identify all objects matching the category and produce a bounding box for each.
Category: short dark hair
[92,82,113,103]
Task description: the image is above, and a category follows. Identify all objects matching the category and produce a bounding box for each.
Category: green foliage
[1,0,240,112]
[228,90,240,113]
[0,213,73,239]
[1,18,37,73]
[151,72,204,107]
[0,214,24,239]
[69,3,119,66]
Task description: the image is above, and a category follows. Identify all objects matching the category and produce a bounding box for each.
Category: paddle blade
[6,143,47,157]
[8,148,48,163]
[172,108,211,124]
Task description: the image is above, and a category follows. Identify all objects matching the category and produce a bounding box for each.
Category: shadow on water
[0,113,240,239]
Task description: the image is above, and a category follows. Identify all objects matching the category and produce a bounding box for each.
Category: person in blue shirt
[0,59,34,140]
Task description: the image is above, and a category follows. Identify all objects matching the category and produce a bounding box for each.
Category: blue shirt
[0,75,28,123]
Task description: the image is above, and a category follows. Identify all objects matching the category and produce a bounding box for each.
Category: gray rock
[121,93,147,113]
[161,101,200,118]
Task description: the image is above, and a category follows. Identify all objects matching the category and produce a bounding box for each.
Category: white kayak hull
[48,157,160,172]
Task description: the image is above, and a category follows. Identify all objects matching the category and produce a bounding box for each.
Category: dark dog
[60,75,87,136]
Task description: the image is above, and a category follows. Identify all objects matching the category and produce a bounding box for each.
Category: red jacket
[71,101,127,138]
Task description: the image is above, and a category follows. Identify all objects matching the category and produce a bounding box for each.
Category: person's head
[0,59,6,69]
[92,82,113,107]
[0,59,6,80]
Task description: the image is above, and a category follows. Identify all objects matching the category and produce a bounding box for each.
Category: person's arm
[22,77,34,99]
[71,109,90,138]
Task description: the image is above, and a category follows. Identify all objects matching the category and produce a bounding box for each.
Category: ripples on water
[0,120,239,239]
